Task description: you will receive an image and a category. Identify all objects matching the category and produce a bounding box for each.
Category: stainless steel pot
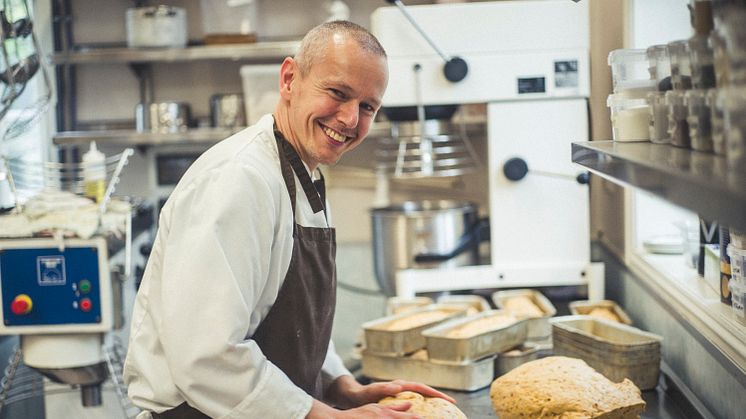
[371,200,481,296]
[210,93,246,128]
[135,102,191,133]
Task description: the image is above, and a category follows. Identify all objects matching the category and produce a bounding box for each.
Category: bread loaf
[379,391,467,419]
[490,356,645,419]
[503,295,544,318]
[445,314,517,338]
[588,307,622,323]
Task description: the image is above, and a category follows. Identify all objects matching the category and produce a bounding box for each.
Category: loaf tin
[495,343,540,377]
[421,310,528,364]
[385,296,434,315]
[568,300,633,325]
[363,305,467,356]
[491,289,557,341]
[436,294,491,314]
[361,349,494,392]
[551,315,663,390]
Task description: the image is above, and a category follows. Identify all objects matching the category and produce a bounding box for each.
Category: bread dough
[588,307,622,323]
[445,314,517,338]
[379,391,467,419]
[503,295,544,318]
[385,310,454,331]
[490,356,646,419]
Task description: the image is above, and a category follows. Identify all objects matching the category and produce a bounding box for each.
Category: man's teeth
[323,126,347,143]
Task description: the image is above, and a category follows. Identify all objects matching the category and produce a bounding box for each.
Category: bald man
[124,21,453,419]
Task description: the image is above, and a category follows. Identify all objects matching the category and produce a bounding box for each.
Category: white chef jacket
[123,114,350,419]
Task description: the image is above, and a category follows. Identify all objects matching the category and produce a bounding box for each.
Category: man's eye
[330,89,346,99]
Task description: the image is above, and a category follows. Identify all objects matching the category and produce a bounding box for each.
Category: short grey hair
[295,20,387,77]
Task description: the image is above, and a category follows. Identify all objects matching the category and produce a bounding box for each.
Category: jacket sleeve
[158,159,312,419]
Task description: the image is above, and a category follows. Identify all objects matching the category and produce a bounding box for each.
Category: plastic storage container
[685,89,714,151]
[668,40,693,90]
[608,49,656,98]
[666,90,691,148]
[608,94,650,141]
[646,44,672,91]
[241,65,281,126]
[648,91,670,143]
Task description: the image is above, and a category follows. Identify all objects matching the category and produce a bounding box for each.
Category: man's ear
[278,57,296,100]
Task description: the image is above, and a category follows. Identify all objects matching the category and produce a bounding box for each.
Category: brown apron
[153,129,337,419]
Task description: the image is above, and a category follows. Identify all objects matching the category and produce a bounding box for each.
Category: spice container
[608,49,656,98]
[685,89,714,151]
[666,90,691,148]
[668,40,693,90]
[646,44,672,91]
[608,94,650,141]
[648,91,670,143]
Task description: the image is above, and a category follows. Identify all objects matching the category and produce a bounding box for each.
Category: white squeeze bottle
[82,141,106,202]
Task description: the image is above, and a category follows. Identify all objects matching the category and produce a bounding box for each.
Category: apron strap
[273,124,326,214]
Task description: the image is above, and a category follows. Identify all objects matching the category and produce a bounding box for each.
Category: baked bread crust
[379,391,467,419]
[490,356,646,419]
[588,307,622,323]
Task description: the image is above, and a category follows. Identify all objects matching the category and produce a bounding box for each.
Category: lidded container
[607,94,650,141]
[721,85,746,172]
[648,91,670,144]
[685,89,714,151]
[668,40,693,90]
[608,49,656,98]
[646,44,672,91]
[666,90,691,148]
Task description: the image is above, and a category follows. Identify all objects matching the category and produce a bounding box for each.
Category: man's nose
[337,101,359,127]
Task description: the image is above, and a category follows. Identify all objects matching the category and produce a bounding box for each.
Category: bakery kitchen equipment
[371,0,604,298]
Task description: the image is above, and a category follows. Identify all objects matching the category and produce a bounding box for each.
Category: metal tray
[495,342,540,377]
[422,310,528,364]
[361,349,495,392]
[491,289,557,340]
[551,315,663,390]
[362,305,467,356]
[436,294,491,314]
[569,299,633,325]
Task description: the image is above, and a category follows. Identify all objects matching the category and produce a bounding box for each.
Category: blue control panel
[0,245,102,326]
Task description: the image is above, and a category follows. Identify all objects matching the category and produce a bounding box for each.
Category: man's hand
[325,375,456,409]
[307,399,421,419]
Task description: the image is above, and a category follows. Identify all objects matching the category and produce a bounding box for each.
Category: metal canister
[720,225,732,304]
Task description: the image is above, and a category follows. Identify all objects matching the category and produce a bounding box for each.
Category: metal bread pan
[422,309,528,364]
[569,299,633,325]
[363,305,467,356]
[491,289,557,340]
[361,349,495,392]
[436,294,491,314]
[495,342,540,376]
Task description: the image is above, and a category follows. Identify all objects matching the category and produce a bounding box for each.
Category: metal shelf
[52,127,245,147]
[572,141,746,231]
[50,41,300,65]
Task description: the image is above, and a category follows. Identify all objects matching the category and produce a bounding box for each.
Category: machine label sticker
[37,256,66,286]
[554,60,579,88]
[517,77,545,94]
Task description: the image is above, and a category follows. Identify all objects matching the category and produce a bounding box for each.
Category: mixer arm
[413,217,490,263]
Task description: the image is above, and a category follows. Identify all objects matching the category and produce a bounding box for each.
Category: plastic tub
[648,91,670,144]
[608,49,656,97]
[668,40,693,90]
[666,90,691,148]
[685,89,713,152]
[607,94,650,141]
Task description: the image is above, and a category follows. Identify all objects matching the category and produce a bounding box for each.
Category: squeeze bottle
[82,141,106,202]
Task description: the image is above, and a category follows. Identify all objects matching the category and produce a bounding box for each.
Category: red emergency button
[79,298,93,312]
[11,294,33,315]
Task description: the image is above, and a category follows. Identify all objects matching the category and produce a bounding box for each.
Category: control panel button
[79,298,93,312]
[79,280,92,294]
[11,294,33,315]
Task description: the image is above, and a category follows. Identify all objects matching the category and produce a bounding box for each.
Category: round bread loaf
[379,391,467,419]
[490,356,645,419]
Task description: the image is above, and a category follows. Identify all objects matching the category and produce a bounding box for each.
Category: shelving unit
[572,140,746,231]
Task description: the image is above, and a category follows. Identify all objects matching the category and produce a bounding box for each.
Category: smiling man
[124,21,453,419]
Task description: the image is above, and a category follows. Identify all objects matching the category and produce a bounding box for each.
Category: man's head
[274,21,388,170]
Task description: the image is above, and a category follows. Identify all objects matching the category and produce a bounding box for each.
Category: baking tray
[361,349,495,392]
[363,305,467,356]
[551,315,663,390]
[436,294,491,314]
[491,289,557,340]
[495,342,540,377]
[422,310,528,364]
[569,299,633,325]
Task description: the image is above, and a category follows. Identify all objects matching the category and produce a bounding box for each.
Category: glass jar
[685,89,714,151]
[648,91,670,144]
[668,40,693,90]
[721,85,746,172]
[707,88,726,155]
[666,90,691,148]
[689,35,716,89]
[646,44,672,91]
